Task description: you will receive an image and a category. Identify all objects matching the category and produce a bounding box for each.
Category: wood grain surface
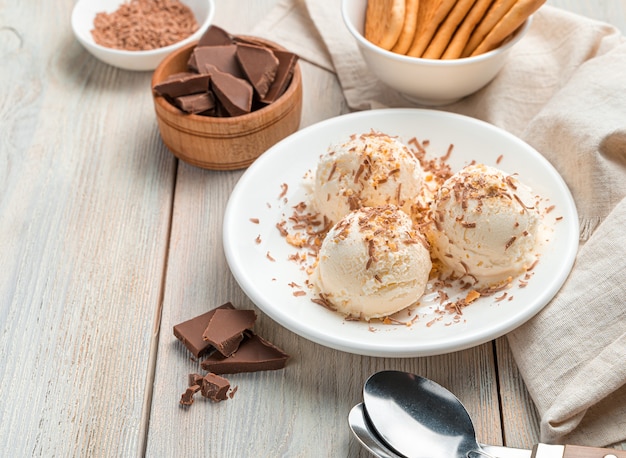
[0,0,624,456]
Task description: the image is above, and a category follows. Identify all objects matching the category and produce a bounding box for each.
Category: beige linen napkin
[252,1,626,447]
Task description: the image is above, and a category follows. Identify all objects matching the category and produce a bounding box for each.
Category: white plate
[223,109,578,357]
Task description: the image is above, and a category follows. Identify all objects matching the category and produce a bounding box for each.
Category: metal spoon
[363,370,494,458]
[348,403,402,458]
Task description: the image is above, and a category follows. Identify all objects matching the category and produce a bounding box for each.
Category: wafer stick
[391,0,421,54]
[460,0,517,57]
[470,0,544,56]
[442,0,493,59]
[406,0,457,58]
[422,0,478,59]
[364,0,406,50]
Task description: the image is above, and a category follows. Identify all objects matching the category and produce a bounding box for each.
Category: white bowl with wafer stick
[342,0,541,106]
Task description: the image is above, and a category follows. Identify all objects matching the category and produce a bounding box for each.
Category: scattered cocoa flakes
[407,136,427,156]
[442,144,454,161]
[279,183,288,199]
[276,221,288,236]
[266,251,275,261]
[505,175,518,190]
[505,236,517,250]
[527,259,539,271]
[426,317,438,327]
[255,235,262,244]
[494,292,508,302]
[311,294,336,311]
[250,218,260,224]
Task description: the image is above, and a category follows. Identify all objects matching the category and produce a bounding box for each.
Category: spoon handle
[532,443,626,457]
[563,445,626,458]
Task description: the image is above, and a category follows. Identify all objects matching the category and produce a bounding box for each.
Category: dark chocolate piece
[200,373,230,401]
[190,44,243,78]
[180,384,201,406]
[174,92,216,114]
[202,309,257,357]
[200,334,289,374]
[173,302,235,357]
[198,25,233,47]
[209,66,253,117]
[188,373,204,387]
[261,50,298,104]
[236,43,279,99]
[153,72,210,99]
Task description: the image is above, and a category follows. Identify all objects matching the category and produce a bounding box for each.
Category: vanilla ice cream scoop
[428,163,543,287]
[313,132,425,224]
[313,205,432,320]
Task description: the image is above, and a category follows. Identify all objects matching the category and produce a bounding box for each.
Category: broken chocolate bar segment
[209,66,253,117]
[197,25,233,47]
[188,373,204,387]
[174,92,216,114]
[173,302,235,357]
[202,309,257,357]
[261,50,298,104]
[200,333,289,374]
[153,72,211,99]
[191,44,244,78]
[201,373,230,401]
[236,43,279,99]
[180,384,201,406]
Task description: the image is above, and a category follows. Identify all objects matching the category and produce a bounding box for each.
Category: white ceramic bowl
[71,0,215,71]
[341,0,531,106]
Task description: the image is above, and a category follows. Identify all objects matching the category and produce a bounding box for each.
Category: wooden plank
[496,337,542,448]
[0,0,176,456]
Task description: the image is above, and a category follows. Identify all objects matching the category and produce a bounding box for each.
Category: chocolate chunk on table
[180,384,201,406]
[153,72,211,99]
[188,373,204,387]
[200,373,230,402]
[201,333,289,374]
[173,302,235,357]
[202,309,257,357]
[236,43,279,99]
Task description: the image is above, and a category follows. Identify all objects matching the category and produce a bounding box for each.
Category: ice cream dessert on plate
[427,163,544,288]
[312,132,425,224]
[312,205,432,320]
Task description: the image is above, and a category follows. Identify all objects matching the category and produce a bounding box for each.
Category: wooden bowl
[151,36,302,170]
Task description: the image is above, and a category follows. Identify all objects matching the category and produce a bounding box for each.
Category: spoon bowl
[348,403,402,458]
[363,370,490,458]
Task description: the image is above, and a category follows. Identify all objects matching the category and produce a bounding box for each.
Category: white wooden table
[1,0,625,456]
